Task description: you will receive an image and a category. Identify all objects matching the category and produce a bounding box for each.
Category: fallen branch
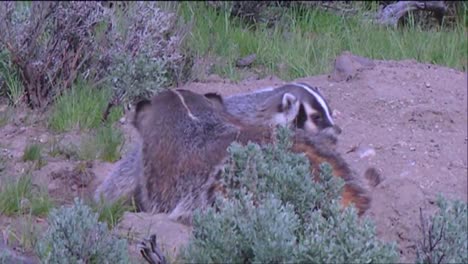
[376,1,447,27]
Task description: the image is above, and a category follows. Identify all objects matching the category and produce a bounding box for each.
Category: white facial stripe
[291,83,334,125]
[227,86,275,99]
[302,104,319,132]
[252,86,275,94]
[172,90,199,121]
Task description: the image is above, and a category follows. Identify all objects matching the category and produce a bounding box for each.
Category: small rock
[410,146,416,151]
[332,109,341,118]
[20,198,31,212]
[424,82,431,88]
[48,180,59,192]
[365,168,382,187]
[119,117,126,124]
[236,54,256,68]
[0,104,7,112]
[358,147,376,159]
[39,134,48,143]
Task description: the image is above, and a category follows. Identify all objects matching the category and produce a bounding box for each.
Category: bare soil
[0,56,466,263]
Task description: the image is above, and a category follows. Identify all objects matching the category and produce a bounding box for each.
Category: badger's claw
[137,234,167,264]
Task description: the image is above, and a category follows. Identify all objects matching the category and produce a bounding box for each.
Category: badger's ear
[204,92,225,110]
[132,99,152,131]
[135,99,151,114]
[281,92,298,111]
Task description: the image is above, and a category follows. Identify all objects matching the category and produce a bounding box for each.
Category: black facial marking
[135,99,151,114]
[204,92,224,103]
[277,103,284,113]
[310,98,333,129]
[293,103,307,129]
[204,92,225,110]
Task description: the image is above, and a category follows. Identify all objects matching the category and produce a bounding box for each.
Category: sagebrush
[180,127,399,263]
[416,196,468,264]
[0,1,189,109]
[36,197,129,264]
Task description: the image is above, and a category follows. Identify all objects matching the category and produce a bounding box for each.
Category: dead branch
[418,207,448,264]
[376,1,447,27]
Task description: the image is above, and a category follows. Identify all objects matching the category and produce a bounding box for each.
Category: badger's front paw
[137,234,167,264]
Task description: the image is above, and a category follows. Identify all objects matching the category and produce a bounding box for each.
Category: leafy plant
[36,198,129,264]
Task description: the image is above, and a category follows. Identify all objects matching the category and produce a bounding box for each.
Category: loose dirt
[0,54,466,263]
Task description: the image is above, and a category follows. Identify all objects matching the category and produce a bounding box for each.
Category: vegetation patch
[36,198,129,263]
[416,196,468,264]
[92,197,138,230]
[48,79,122,133]
[179,2,467,81]
[0,174,54,217]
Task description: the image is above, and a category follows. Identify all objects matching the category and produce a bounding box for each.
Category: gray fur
[94,141,143,205]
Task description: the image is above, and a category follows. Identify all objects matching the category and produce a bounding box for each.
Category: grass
[2,215,42,258]
[78,125,124,162]
[22,143,42,162]
[22,143,47,169]
[47,125,124,163]
[47,137,81,160]
[0,174,54,217]
[92,197,137,229]
[48,78,122,133]
[178,2,467,81]
[0,50,24,106]
[0,106,13,128]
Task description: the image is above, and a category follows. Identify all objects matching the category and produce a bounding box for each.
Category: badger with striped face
[206,82,341,138]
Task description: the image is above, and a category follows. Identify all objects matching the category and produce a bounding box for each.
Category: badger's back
[133,90,241,222]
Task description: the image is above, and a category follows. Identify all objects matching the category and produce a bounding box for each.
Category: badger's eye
[310,113,321,122]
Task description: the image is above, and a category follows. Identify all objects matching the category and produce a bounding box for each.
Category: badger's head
[258,82,341,136]
[290,82,341,136]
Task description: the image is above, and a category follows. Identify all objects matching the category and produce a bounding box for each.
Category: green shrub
[36,197,129,264]
[180,127,399,263]
[109,45,169,106]
[416,196,468,264]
